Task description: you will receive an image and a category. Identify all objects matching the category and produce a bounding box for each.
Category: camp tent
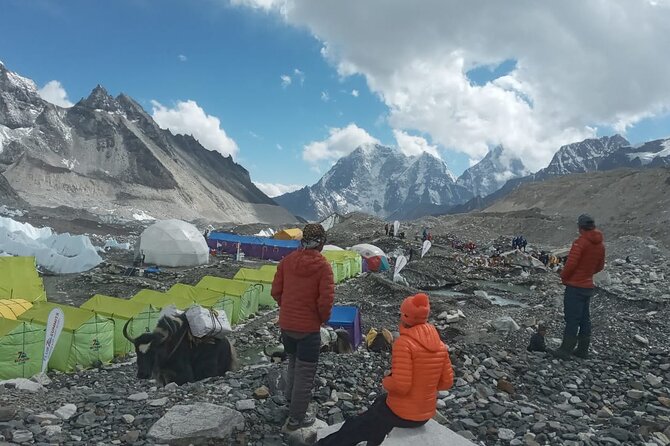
[207,232,299,261]
[0,299,33,320]
[323,250,362,282]
[165,284,236,325]
[0,257,46,303]
[350,244,386,258]
[0,319,45,379]
[350,244,388,272]
[322,245,344,251]
[274,228,303,241]
[233,268,277,308]
[130,289,195,310]
[138,220,209,267]
[196,277,260,323]
[81,295,161,356]
[18,303,114,372]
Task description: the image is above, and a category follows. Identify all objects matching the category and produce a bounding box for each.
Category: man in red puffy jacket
[554,214,605,359]
[272,223,334,431]
[314,293,453,446]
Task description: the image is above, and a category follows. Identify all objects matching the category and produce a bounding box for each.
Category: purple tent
[207,232,299,261]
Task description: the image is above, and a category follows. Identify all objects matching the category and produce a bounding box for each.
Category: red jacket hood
[582,229,604,245]
[399,323,444,352]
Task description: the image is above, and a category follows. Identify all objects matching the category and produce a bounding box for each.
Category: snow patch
[0,205,25,218]
[132,210,156,221]
[61,158,79,170]
[628,141,670,165]
[254,228,275,237]
[0,216,102,274]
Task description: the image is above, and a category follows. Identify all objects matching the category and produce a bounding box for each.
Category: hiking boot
[551,336,578,360]
[573,336,591,359]
[283,412,316,432]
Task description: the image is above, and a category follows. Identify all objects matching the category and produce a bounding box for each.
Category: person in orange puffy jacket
[553,214,605,360]
[272,223,335,431]
[314,293,453,446]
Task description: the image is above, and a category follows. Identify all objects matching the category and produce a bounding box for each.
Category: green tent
[233,268,276,308]
[0,257,46,303]
[323,251,362,280]
[165,284,236,325]
[0,318,45,379]
[81,295,161,356]
[196,277,260,323]
[130,289,195,310]
[18,303,114,372]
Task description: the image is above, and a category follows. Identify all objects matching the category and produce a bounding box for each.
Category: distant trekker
[271,223,335,431]
[553,214,605,360]
[384,223,389,236]
[527,323,547,352]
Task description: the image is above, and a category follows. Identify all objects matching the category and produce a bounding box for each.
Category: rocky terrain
[0,62,296,225]
[1,211,669,446]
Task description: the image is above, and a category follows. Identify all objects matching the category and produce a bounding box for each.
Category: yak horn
[123,319,136,343]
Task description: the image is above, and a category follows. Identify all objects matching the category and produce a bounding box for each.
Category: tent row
[0,248,365,378]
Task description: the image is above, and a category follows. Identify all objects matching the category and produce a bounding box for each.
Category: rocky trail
[2,215,670,445]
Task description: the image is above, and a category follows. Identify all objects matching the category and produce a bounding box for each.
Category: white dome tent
[138,220,209,267]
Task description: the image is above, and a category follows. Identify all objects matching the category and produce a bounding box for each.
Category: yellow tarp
[0,299,33,320]
[0,257,46,303]
[273,228,303,240]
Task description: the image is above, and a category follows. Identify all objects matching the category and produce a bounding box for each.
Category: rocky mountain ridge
[0,62,296,224]
[274,144,473,221]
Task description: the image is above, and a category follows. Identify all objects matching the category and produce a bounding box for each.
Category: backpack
[366,328,393,352]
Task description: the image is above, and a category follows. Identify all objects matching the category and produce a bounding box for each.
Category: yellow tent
[273,228,303,240]
[0,257,46,303]
[0,299,33,320]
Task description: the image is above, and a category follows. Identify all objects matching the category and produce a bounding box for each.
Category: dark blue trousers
[563,286,595,338]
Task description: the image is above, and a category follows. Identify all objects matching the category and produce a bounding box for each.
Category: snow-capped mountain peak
[456,145,529,198]
[275,144,470,221]
[537,134,630,178]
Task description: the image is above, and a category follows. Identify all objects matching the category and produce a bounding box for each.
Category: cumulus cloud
[351,89,359,97]
[151,100,238,158]
[38,80,73,108]
[393,130,440,158]
[234,0,670,171]
[320,91,329,102]
[254,182,303,197]
[280,74,292,88]
[303,123,379,166]
[178,54,187,62]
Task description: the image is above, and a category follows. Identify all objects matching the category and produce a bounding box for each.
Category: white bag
[185,305,232,338]
[159,304,183,320]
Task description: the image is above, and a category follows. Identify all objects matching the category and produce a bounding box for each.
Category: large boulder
[316,419,477,445]
[147,403,244,445]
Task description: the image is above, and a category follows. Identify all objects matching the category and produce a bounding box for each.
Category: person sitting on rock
[271,223,335,431]
[527,323,547,352]
[311,293,454,446]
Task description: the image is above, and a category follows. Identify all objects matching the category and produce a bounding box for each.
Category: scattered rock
[54,403,77,420]
[122,414,135,424]
[75,411,97,427]
[11,430,34,444]
[0,378,44,393]
[254,386,270,399]
[0,407,16,422]
[499,428,516,441]
[236,399,256,411]
[149,397,169,407]
[634,335,649,346]
[497,379,515,394]
[148,403,244,445]
[492,316,520,332]
[128,391,149,401]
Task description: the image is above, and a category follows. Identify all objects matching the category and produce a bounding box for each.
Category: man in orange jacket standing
[314,293,454,446]
[272,223,335,431]
[554,214,605,359]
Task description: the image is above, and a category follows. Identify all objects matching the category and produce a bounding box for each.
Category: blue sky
[1,0,669,196]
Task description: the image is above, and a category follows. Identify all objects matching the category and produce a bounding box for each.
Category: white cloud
[254,182,303,197]
[393,130,440,158]
[303,123,379,166]
[280,74,292,88]
[237,0,670,171]
[320,91,330,102]
[293,68,305,85]
[38,80,73,108]
[351,89,359,97]
[276,143,284,150]
[178,54,188,62]
[151,100,239,158]
[249,131,262,139]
